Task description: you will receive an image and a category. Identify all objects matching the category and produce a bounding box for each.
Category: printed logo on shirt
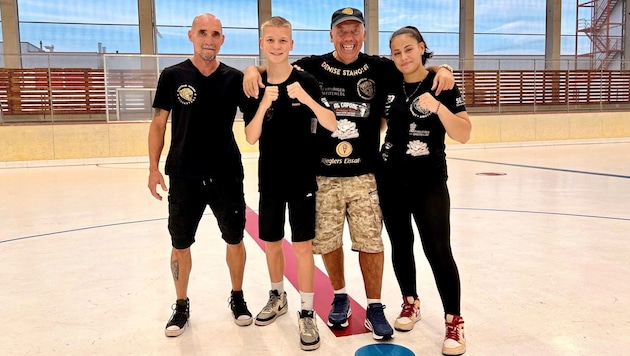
[384,94,395,116]
[320,97,332,108]
[456,95,465,107]
[409,123,430,137]
[406,140,430,157]
[335,141,353,157]
[322,87,346,97]
[331,118,360,140]
[409,97,432,119]
[177,84,197,105]
[321,62,342,76]
[357,78,375,100]
[321,61,371,78]
[381,142,393,162]
[386,94,395,104]
[331,101,369,118]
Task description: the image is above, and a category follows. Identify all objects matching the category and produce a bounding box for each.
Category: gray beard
[200,53,216,61]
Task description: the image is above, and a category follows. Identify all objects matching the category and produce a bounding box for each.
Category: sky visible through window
[9,0,592,56]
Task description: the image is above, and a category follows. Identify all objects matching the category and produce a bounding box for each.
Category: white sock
[334,287,347,295]
[300,291,314,311]
[271,281,284,295]
[367,298,381,306]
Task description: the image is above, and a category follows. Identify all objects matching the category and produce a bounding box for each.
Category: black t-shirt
[381,71,467,183]
[242,68,332,198]
[152,60,246,181]
[294,52,400,177]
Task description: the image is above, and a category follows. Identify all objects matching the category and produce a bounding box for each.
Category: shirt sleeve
[439,84,467,114]
[300,72,333,113]
[152,68,173,111]
[292,55,319,74]
[240,95,262,126]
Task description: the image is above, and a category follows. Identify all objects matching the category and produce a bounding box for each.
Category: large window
[378,0,595,57]
[559,0,591,55]
[567,0,593,55]
[154,0,259,54]
[378,0,460,56]
[2,1,613,60]
[474,0,546,55]
[17,0,139,53]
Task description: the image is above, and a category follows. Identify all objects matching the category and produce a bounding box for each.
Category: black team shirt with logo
[153,59,246,181]
[294,52,399,177]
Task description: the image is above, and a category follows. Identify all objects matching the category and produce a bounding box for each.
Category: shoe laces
[169,303,189,324]
[445,315,463,341]
[228,296,248,314]
[262,292,279,312]
[299,311,317,334]
[331,294,349,314]
[367,304,388,324]
[399,299,418,318]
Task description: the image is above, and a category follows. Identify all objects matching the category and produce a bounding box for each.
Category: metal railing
[1,54,629,124]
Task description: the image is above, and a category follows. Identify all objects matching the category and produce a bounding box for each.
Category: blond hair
[261,16,292,33]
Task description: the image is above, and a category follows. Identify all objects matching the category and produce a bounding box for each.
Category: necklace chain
[402,81,423,103]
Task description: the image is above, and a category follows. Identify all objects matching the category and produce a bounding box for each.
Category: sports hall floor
[1,139,629,355]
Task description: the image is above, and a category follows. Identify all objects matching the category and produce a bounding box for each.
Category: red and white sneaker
[442,314,466,355]
[394,296,421,331]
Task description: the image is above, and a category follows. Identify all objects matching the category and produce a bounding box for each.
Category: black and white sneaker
[229,292,253,326]
[165,298,189,337]
[298,309,321,351]
[255,290,288,326]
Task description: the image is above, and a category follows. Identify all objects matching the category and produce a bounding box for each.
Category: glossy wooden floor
[2,139,629,355]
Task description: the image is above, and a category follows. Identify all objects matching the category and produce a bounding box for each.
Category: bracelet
[438,64,453,73]
[435,102,441,113]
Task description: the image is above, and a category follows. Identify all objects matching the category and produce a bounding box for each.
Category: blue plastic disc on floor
[354,344,415,356]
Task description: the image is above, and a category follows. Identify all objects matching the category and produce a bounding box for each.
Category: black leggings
[379,179,461,315]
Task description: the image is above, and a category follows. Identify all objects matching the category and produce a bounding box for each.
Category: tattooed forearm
[171,260,179,281]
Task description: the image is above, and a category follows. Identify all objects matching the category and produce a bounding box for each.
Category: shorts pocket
[368,189,383,223]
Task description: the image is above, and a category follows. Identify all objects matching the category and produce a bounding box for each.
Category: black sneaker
[229,292,253,326]
[165,298,189,337]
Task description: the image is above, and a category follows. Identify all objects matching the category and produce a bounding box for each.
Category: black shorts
[167,176,246,249]
[258,191,316,243]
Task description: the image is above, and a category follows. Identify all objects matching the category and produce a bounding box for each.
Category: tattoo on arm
[171,260,179,281]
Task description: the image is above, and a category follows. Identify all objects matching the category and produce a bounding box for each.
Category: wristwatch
[438,64,453,73]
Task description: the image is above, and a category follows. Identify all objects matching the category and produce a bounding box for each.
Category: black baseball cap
[331,7,365,28]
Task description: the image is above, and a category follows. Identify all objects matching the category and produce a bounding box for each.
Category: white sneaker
[394,296,421,331]
[442,314,466,355]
